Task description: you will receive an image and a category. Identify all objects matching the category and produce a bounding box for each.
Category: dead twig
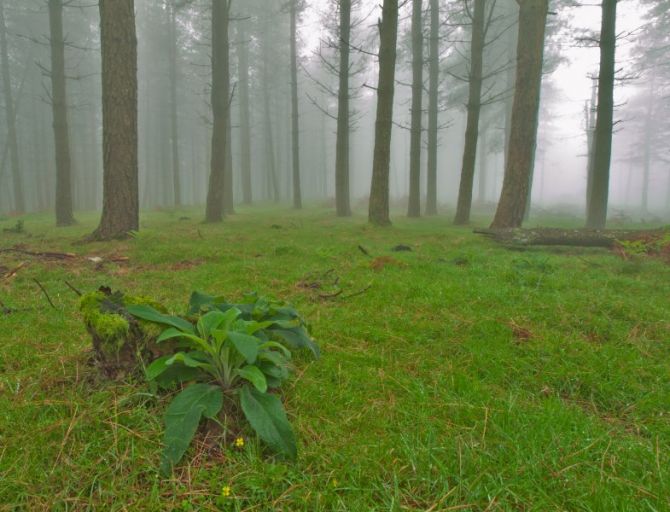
[2,261,27,279]
[318,289,343,300]
[340,284,372,300]
[64,280,82,296]
[357,245,371,257]
[33,278,57,310]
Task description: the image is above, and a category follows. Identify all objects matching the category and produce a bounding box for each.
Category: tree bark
[48,0,75,226]
[91,0,138,240]
[586,0,617,229]
[368,0,399,226]
[335,0,351,217]
[490,0,548,229]
[502,2,517,175]
[168,1,181,207]
[205,0,230,222]
[477,126,488,204]
[407,0,423,217]
[425,0,439,216]
[585,77,597,217]
[641,70,655,214]
[290,0,302,209]
[261,11,279,202]
[454,0,486,225]
[238,18,252,205]
[224,107,234,214]
[0,0,24,214]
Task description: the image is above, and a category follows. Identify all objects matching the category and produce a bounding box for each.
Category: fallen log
[473,227,669,248]
[0,247,77,259]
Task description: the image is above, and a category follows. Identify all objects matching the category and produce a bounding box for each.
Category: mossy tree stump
[79,288,173,378]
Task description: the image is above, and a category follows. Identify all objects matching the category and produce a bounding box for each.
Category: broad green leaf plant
[127,292,318,475]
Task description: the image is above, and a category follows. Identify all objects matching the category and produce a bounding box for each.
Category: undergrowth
[1,206,669,511]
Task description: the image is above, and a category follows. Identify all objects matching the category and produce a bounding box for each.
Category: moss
[124,295,166,312]
[79,292,129,343]
[79,291,173,372]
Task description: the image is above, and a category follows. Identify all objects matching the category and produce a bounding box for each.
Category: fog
[0,0,668,224]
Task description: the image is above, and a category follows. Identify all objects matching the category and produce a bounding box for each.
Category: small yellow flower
[234,437,245,448]
[331,479,339,488]
[221,485,232,497]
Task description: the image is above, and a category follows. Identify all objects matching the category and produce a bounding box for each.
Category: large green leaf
[157,328,212,354]
[241,320,274,335]
[154,365,203,390]
[147,356,203,388]
[146,355,172,381]
[167,352,216,375]
[258,361,289,386]
[188,291,225,315]
[160,384,223,475]
[126,304,195,334]
[270,327,320,358]
[228,331,260,363]
[259,341,292,359]
[240,386,296,460]
[196,310,228,339]
[258,349,289,367]
[157,327,198,343]
[235,365,268,392]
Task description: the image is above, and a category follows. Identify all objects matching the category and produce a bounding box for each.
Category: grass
[1,206,669,511]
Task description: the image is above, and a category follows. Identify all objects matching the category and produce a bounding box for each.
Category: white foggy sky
[299,1,652,207]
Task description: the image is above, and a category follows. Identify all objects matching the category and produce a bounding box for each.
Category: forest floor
[1,206,669,511]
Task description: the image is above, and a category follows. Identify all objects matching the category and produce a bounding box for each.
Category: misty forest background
[2,1,670,510]
[0,0,668,232]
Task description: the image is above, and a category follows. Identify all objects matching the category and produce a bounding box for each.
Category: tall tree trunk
[263,86,279,202]
[368,0,399,226]
[477,126,487,204]
[91,0,138,240]
[168,1,181,207]
[238,19,252,205]
[425,0,439,215]
[261,11,279,202]
[585,77,597,216]
[335,0,351,216]
[586,0,617,229]
[0,0,24,213]
[502,0,518,173]
[641,71,655,214]
[48,0,75,226]
[205,0,230,222]
[454,0,486,225]
[490,0,548,229]
[224,110,234,213]
[407,0,423,217]
[290,0,302,209]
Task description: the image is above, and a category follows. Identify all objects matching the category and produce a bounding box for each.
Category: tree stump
[79,287,173,378]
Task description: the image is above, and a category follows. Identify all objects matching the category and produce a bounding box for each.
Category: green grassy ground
[1,207,669,511]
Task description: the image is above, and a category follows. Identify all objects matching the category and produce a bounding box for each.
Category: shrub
[127,291,318,475]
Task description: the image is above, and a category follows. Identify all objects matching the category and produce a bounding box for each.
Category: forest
[1,0,669,510]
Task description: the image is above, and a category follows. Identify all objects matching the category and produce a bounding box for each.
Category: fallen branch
[474,227,669,248]
[357,245,371,257]
[64,280,82,296]
[0,246,129,268]
[33,278,57,310]
[2,261,27,279]
[0,247,76,259]
[318,289,343,299]
[340,284,372,300]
